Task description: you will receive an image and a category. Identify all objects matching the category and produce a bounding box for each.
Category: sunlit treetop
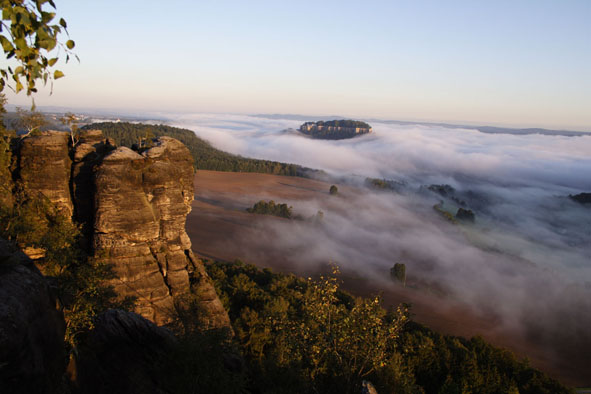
[0,0,75,96]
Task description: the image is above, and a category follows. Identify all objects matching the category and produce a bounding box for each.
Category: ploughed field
[187,170,584,387]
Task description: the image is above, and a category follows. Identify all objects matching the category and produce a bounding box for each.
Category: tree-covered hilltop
[569,192,591,205]
[206,260,572,394]
[299,119,372,140]
[302,120,372,129]
[81,122,312,176]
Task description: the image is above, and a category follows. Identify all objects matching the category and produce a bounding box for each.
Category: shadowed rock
[0,239,66,394]
[72,309,176,394]
[72,129,114,239]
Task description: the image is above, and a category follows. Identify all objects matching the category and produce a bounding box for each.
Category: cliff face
[92,138,194,324]
[11,130,229,327]
[17,131,73,217]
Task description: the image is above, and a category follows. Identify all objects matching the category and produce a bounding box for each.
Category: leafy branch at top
[0,0,77,95]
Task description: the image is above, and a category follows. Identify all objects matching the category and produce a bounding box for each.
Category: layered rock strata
[11,130,229,328]
[17,131,73,217]
[92,138,194,324]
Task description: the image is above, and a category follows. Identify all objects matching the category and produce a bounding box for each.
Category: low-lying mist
[171,113,591,380]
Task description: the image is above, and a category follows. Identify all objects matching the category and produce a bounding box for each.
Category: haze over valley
[168,113,591,384]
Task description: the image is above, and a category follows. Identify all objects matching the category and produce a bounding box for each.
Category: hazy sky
[5,0,591,130]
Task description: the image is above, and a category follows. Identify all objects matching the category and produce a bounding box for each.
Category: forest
[204,260,571,394]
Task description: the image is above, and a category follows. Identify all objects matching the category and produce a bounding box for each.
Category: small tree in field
[329,185,338,195]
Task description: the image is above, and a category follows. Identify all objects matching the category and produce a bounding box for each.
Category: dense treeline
[81,122,310,176]
[246,200,293,219]
[205,260,572,394]
[301,120,371,129]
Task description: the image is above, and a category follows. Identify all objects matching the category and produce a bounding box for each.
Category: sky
[5,0,591,130]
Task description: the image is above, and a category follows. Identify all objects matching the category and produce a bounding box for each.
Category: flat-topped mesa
[299,119,372,140]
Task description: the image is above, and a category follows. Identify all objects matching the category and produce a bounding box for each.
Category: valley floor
[186,170,586,387]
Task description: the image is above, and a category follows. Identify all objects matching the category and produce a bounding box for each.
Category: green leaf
[48,57,58,66]
[59,18,67,28]
[41,11,55,24]
[53,70,64,79]
[66,40,75,49]
[0,35,13,52]
[16,80,24,93]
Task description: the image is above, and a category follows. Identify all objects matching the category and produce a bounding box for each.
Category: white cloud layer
[170,113,591,366]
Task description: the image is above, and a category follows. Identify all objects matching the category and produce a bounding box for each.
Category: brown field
[187,170,586,387]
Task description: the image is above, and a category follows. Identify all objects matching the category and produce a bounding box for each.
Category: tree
[390,263,406,286]
[60,111,79,145]
[1,0,76,95]
[329,185,338,195]
[15,106,46,136]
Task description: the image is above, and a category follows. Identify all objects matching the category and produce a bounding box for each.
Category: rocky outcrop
[188,252,232,330]
[0,239,66,394]
[71,129,114,238]
[72,309,176,394]
[7,130,230,328]
[92,138,194,325]
[17,131,73,217]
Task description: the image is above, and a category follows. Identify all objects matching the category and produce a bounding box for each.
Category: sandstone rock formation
[92,136,229,326]
[17,131,73,217]
[8,130,229,328]
[71,129,114,238]
[72,309,176,394]
[0,239,66,394]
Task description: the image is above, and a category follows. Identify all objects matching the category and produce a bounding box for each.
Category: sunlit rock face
[18,131,73,217]
[92,136,229,328]
[10,129,229,328]
[92,138,193,324]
